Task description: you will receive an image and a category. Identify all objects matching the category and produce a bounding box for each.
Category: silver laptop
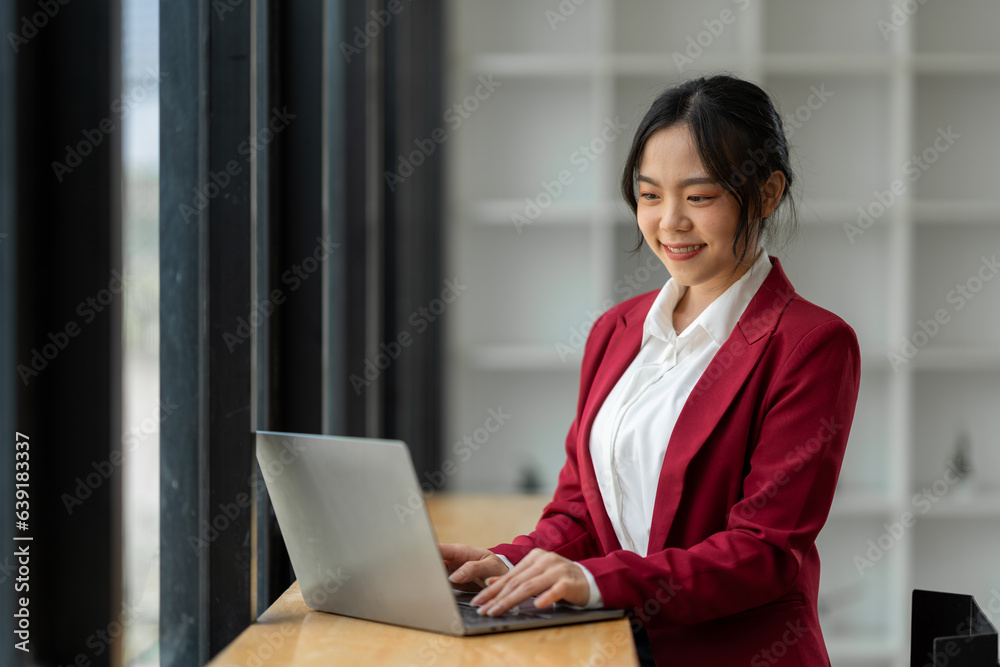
[255,431,624,635]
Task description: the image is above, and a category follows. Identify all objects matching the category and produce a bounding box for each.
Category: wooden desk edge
[208,494,640,665]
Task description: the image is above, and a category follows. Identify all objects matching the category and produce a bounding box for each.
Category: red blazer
[490,258,861,666]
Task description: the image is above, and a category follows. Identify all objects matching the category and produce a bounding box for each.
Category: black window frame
[158,0,444,663]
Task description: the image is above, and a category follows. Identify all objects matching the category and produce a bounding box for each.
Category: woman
[441,74,860,666]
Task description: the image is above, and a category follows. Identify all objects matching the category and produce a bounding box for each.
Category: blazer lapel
[646,259,796,551]
[577,296,652,553]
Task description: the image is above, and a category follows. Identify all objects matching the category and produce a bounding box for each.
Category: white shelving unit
[443,2,1000,665]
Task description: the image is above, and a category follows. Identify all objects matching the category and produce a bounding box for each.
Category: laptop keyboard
[453,590,558,627]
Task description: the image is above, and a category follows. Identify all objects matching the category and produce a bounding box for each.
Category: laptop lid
[255,431,464,634]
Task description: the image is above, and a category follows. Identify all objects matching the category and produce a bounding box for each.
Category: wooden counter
[208,494,638,666]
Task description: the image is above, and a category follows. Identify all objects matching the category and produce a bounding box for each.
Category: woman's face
[636,124,752,297]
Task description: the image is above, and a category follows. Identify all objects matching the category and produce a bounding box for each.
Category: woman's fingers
[470,549,589,616]
[445,550,508,586]
[479,569,558,616]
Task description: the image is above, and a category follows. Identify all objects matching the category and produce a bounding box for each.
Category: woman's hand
[439,543,510,593]
[469,548,590,616]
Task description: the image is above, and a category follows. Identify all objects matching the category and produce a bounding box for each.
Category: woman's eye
[639,193,658,201]
[688,195,714,203]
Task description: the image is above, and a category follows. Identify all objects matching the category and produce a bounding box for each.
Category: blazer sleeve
[577,318,861,628]
[488,313,615,564]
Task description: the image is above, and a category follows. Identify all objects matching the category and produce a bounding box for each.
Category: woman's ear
[760,170,786,218]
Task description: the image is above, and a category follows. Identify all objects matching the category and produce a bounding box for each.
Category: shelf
[911,346,1000,371]
[762,54,894,75]
[466,53,597,78]
[467,53,749,78]
[913,200,1000,225]
[460,200,619,227]
[913,53,1000,74]
[610,54,748,78]
[829,491,895,518]
[913,491,1000,518]
[464,344,582,372]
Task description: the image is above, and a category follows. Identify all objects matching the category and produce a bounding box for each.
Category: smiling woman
[442,74,861,667]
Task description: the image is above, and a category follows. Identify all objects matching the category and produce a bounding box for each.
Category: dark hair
[620,74,796,266]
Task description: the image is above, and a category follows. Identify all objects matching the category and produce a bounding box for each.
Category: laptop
[255,431,625,635]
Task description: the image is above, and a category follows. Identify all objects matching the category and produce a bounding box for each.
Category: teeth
[667,244,704,253]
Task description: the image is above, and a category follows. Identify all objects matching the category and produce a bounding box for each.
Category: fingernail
[448,573,462,583]
[476,605,487,616]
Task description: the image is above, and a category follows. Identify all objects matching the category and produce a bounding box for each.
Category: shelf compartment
[448,75,596,203]
[451,0,597,58]
[763,0,893,56]
[764,74,891,204]
[915,0,1000,54]
[911,225,1000,349]
[611,0,748,56]
[913,200,1000,225]
[913,74,1000,202]
[776,222,893,362]
[912,370,1000,493]
[444,368,580,494]
[450,225,599,347]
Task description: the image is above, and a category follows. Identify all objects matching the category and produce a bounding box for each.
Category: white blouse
[578,249,772,607]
